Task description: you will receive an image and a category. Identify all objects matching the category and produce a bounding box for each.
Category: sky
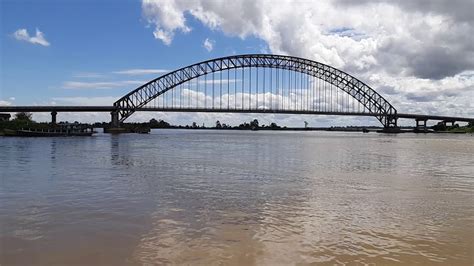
[1,0,473,127]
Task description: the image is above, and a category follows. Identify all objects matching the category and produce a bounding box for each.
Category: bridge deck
[0,106,472,122]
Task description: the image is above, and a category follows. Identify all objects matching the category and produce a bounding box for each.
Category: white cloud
[142,0,191,45]
[62,80,146,89]
[0,100,12,106]
[13,28,50,46]
[203,38,215,52]
[141,0,474,76]
[52,96,120,106]
[140,0,474,118]
[113,69,169,75]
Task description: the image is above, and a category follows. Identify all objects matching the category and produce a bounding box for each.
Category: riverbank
[0,120,95,137]
[2,117,473,136]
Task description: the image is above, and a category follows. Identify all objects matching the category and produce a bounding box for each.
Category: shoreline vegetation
[1,112,473,136]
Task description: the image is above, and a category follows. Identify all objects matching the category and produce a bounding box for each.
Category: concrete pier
[111,111,119,127]
[51,111,57,125]
[415,118,428,132]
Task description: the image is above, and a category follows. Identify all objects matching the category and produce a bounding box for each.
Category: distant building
[0,113,11,121]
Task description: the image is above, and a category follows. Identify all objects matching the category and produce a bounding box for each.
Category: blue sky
[1,0,472,126]
[1,0,265,105]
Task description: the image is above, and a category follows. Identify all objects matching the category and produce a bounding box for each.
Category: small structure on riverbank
[3,126,94,137]
[1,121,95,137]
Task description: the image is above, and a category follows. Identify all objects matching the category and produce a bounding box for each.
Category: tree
[149,118,159,126]
[192,122,198,128]
[215,120,222,129]
[432,121,446,131]
[14,112,33,122]
[270,122,279,129]
[250,119,259,129]
[238,122,250,129]
[156,119,170,128]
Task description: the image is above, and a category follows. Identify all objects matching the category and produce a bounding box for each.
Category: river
[1,130,473,265]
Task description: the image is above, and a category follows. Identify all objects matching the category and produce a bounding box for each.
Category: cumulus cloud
[336,0,474,23]
[142,0,191,45]
[141,0,474,78]
[203,38,215,52]
[13,28,50,46]
[140,0,474,118]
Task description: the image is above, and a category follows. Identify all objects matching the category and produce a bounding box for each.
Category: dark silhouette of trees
[250,119,259,129]
[432,122,447,131]
[215,120,222,129]
[238,122,250,129]
[269,122,280,129]
[148,118,170,128]
[14,112,33,122]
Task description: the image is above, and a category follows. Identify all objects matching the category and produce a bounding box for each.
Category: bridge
[1,54,473,130]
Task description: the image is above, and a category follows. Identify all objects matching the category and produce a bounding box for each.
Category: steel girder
[114,54,398,127]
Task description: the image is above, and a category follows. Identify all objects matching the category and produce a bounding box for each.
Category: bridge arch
[114,54,398,127]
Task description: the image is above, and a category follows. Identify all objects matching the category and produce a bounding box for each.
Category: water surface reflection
[1,131,473,265]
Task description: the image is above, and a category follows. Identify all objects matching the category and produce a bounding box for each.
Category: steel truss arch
[114,54,398,127]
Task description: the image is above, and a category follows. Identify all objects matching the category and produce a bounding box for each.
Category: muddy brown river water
[1,130,473,265]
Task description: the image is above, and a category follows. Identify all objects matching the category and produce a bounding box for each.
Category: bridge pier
[111,111,119,127]
[415,118,428,132]
[380,115,401,133]
[386,116,398,128]
[51,111,57,125]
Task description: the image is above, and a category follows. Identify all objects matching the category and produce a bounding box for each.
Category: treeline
[0,112,49,130]
[0,113,283,130]
[116,118,284,130]
[2,112,473,133]
[92,118,285,130]
[432,121,474,133]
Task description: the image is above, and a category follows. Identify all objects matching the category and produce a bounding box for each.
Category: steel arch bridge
[113,54,398,128]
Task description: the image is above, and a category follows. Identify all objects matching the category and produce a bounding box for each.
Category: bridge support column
[51,111,57,125]
[386,116,398,128]
[415,118,428,132]
[381,115,401,133]
[111,111,119,127]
